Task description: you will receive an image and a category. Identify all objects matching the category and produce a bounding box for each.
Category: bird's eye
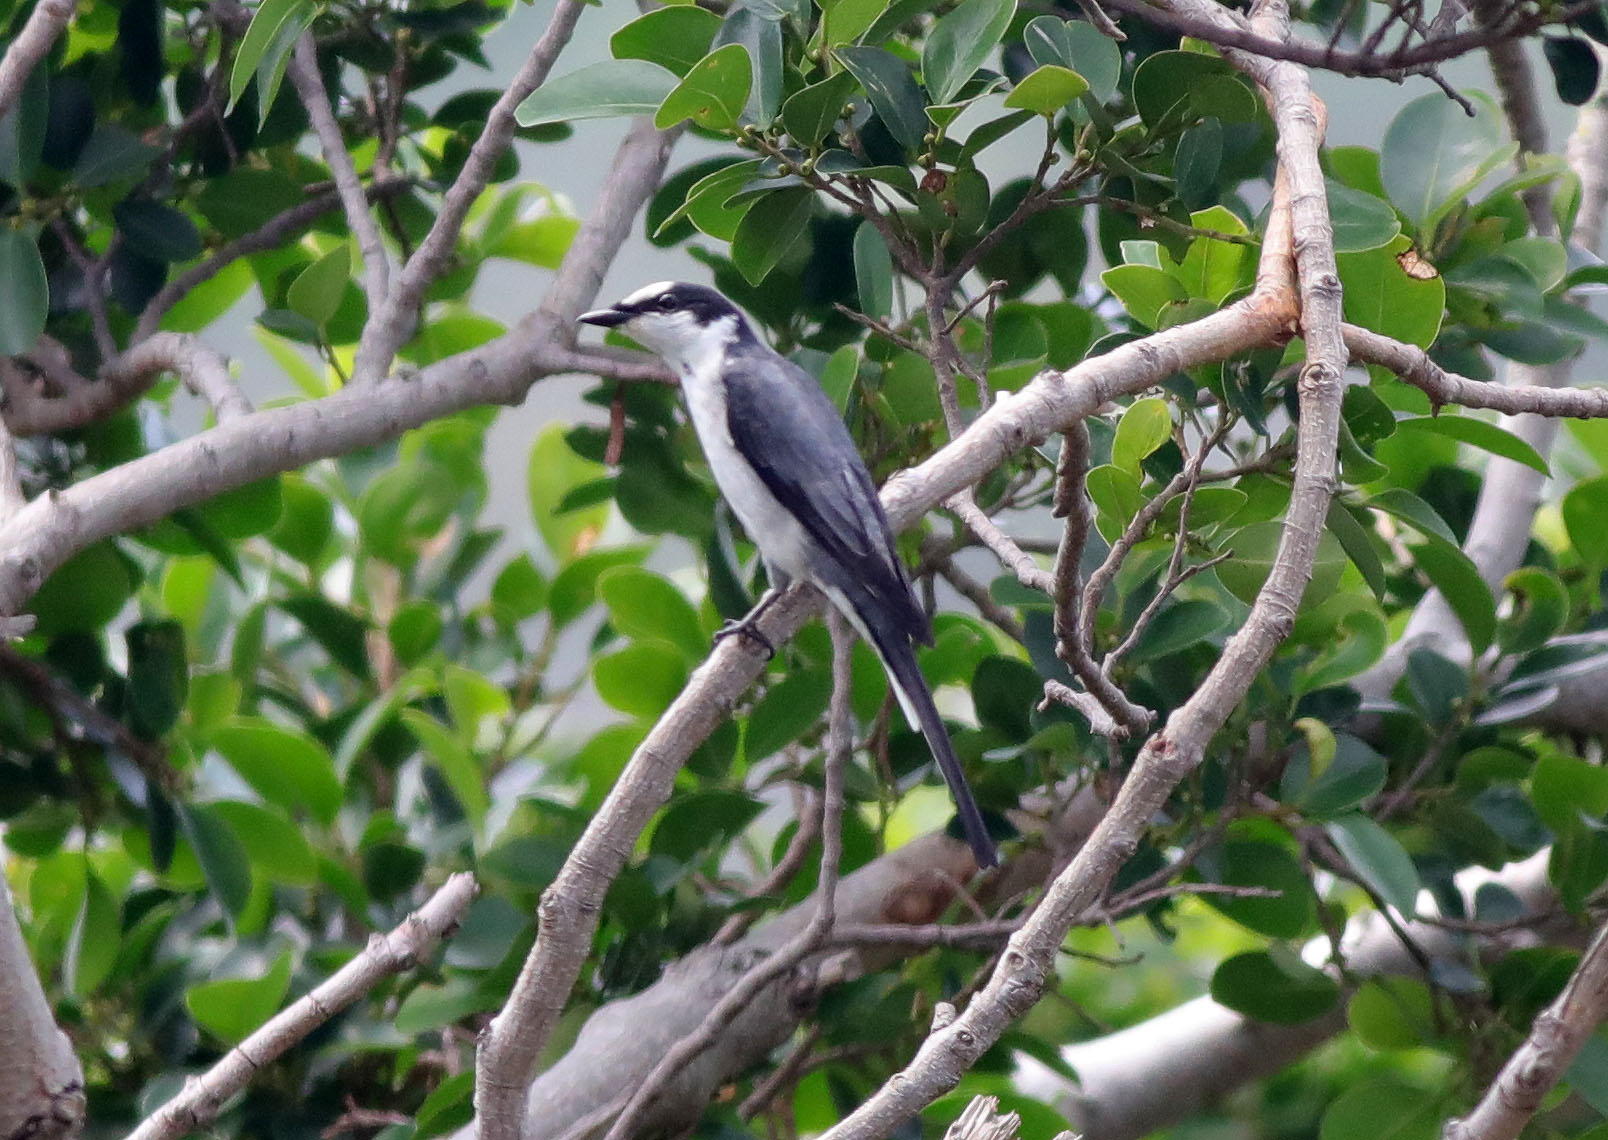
[656,293,678,311]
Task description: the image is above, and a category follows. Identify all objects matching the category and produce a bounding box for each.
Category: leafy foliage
[2,0,1608,1136]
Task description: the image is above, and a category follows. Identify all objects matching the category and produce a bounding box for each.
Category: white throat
[648,313,741,380]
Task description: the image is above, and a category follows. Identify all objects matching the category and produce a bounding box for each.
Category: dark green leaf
[1211,950,1340,1023]
[747,668,832,759]
[1545,36,1601,105]
[1393,414,1549,474]
[1198,840,1315,938]
[1319,1080,1441,1140]
[651,790,764,861]
[126,620,187,739]
[114,199,203,263]
[610,7,721,77]
[280,593,373,678]
[836,46,928,150]
[1379,92,1507,228]
[0,61,48,185]
[731,187,813,284]
[922,0,1015,104]
[1282,733,1388,817]
[1564,475,1608,567]
[1327,813,1421,915]
[853,221,893,320]
[782,71,857,147]
[1327,181,1402,252]
[178,802,252,917]
[229,0,314,112]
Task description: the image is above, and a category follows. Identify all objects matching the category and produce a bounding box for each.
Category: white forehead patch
[620,280,679,308]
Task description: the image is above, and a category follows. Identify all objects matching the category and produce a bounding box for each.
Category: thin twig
[0,0,75,121]
[352,0,587,383]
[123,874,479,1140]
[715,787,821,945]
[286,34,391,318]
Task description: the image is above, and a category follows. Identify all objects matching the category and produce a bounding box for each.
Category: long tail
[830,589,998,868]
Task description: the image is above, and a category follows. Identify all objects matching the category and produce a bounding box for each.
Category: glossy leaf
[228,0,314,112]
[731,187,813,284]
[853,221,894,320]
[1393,414,1549,475]
[655,43,752,130]
[1327,814,1421,915]
[210,718,343,825]
[286,245,352,327]
[516,60,679,127]
[610,7,721,77]
[836,46,928,150]
[1379,92,1507,228]
[782,71,858,147]
[186,949,293,1044]
[1111,397,1171,475]
[1211,950,1340,1024]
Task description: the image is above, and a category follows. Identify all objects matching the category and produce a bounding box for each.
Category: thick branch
[0,867,84,1140]
[126,873,478,1140]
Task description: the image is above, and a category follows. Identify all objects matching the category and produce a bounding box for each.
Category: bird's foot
[713,615,775,660]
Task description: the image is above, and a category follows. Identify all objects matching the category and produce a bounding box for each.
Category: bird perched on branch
[579,281,998,868]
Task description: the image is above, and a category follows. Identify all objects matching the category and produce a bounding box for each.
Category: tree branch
[351,0,588,383]
[0,120,676,624]
[286,33,391,318]
[1448,918,1608,1140]
[0,0,74,121]
[0,865,84,1140]
[600,615,854,1140]
[125,873,478,1140]
[104,334,253,424]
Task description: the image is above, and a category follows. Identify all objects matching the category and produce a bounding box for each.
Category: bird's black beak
[577,306,631,328]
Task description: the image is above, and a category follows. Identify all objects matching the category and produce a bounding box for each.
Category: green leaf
[178,803,253,917]
[715,8,783,123]
[594,644,688,719]
[655,43,752,130]
[286,245,351,327]
[1128,599,1228,663]
[401,709,488,827]
[1337,238,1445,351]
[1347,978,1436,1050]
[71,124,160,189]
[114,199,203,263]
[516,60,679,127]
[1215,521,1346,608]
[1363,488,1456,545]
[126,620,188,739]
[65,872,119,997]
[1327,181,1402,252]
[731,187,813,285]
[1281,733,1388,817]
[208,800,318,885]
[0,228,48,355]
[1004,63,1087,115]
[186,949,293,1044]
[1532,752,1608,831]
[853,221,894,320]
[651,790,764,861]
[280,593,373,677]
[1393,414,1549,475]
[1198,840,1314,938]
[1132,51,1256,128]
[922,0,1016,104]
[229,0,315,113]
[210,718,343,825]
[1326,501,1386,600]
[1380,91,1506,229]
[1319,1080,1441,1140]
[29,541,136,638]
[1327,813,1420,915]
[1544,35,1601,105]
[747,668,832,759]
[1302,607,1388,693]
[1101,264,1187,329]
[0,61,47,185]
[598,566,706,661]
[1023,16,1120,103]
[1111,397,1171,475]
[836,46,928,150]
[1410,538,1496,653]
[610,6,721,77]
[528,425,609,563]
[782,71,857,147]
[1564,475,1608,567]
[1211,950,1340,1024]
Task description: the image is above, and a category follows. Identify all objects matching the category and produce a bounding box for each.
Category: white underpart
[624,309,814,588]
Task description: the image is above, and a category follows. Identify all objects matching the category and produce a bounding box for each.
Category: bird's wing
[721,348,931,645]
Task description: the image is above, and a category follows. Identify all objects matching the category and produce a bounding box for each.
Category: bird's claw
[713,617,775,660]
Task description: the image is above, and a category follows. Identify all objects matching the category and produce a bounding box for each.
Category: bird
[578,281,998,868]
